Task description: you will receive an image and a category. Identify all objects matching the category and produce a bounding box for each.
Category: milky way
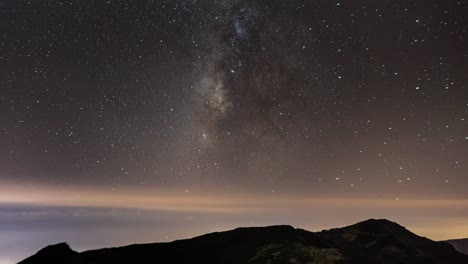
[1,0,468,262]
[1,0,468,193]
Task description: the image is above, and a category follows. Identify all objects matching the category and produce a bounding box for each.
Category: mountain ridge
[446,238,468,255]
[19,219,468,264]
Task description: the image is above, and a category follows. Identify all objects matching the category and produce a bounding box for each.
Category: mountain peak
[18,242,77,264]
[351,219,406,232]
[357,218,398,224]
[320,218,406,235]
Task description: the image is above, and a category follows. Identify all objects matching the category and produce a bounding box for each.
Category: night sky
[1,0,468,263]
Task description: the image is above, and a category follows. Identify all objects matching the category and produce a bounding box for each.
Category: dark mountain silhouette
[19,243,77,264]
[447,238,468,255]
[19,219,468,264]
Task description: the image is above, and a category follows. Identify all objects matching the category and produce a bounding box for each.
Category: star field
[1,0,468,197]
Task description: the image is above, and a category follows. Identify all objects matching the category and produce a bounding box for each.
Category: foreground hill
[19,219,468,264]
[447,238,468,255]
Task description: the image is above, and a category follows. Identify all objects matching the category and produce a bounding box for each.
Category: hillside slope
[447,238,468,255]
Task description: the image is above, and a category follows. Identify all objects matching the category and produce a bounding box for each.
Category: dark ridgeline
[18,243,78,264]
[447,239,468,255]
[19,219,468,264]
